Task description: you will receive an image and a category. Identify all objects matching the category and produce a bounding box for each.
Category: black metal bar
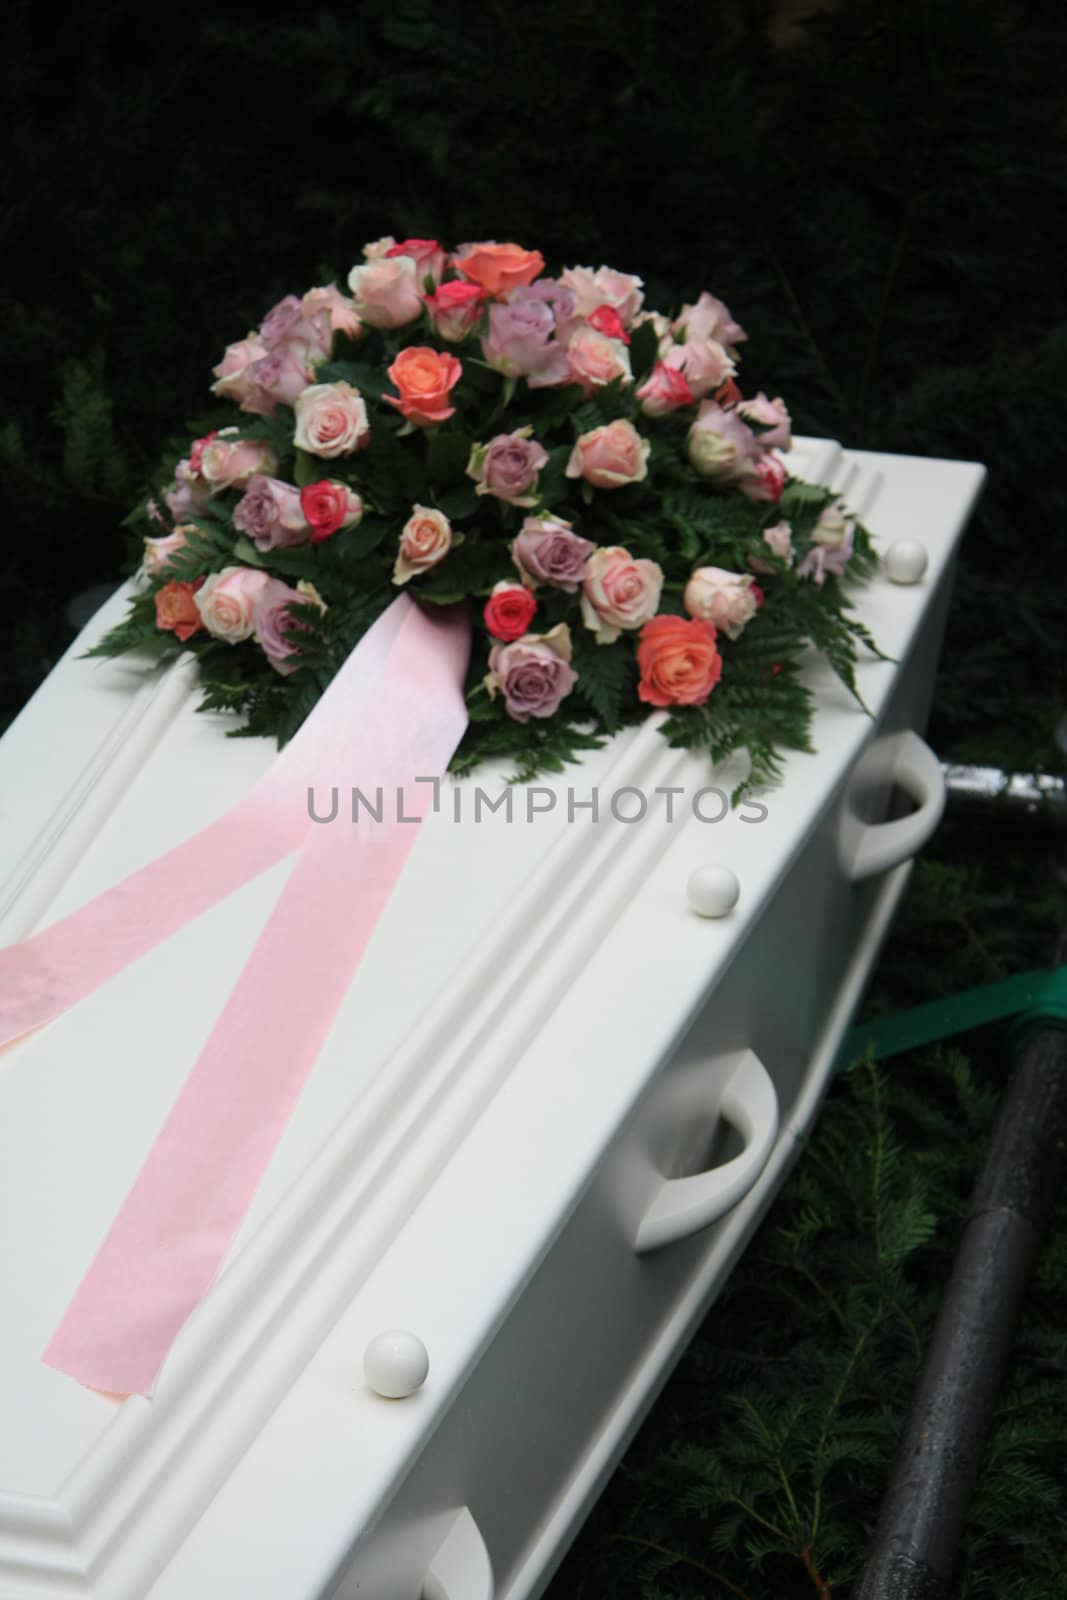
[855,1024,1067,1600]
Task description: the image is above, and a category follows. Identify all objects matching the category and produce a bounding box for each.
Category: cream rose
[293,382,370,458]
[684,566,759,640]
[194,566,272,643]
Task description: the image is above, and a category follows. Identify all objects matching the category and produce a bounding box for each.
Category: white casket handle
[633,1050,779,1255]
[847,730,946,883]
[421,1506,494,1600]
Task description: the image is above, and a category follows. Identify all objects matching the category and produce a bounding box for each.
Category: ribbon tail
[43,599,470,1395]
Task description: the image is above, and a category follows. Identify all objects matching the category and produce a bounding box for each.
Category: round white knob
[687,865,740,918]
[363,1330,429,1399]
[883,540,928,585]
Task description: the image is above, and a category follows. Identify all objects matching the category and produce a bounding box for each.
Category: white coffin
[0,441,984,1600]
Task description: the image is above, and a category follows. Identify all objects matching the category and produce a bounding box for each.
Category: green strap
[837,966,1067,1068]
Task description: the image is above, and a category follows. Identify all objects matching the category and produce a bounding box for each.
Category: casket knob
[363,1329,430,1398]
[883,540,928,584]
[687,865,740,918]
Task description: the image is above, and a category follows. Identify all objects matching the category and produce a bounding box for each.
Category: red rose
[484,582,538,642]
[155,579,204,643]
[299,480,364,544]
[587,304,630,344]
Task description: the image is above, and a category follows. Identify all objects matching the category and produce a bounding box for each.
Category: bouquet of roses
[94,234,878,788]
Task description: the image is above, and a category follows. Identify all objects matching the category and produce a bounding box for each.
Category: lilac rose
[252,578,325,675]
[485,624,578,723]
[511,516,596,592]
[233,475,310,551]
[481,297,571,388]
[467,427,549,506]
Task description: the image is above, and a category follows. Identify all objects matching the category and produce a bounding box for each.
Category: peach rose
[684,566,759,640]
[346,255,424,329]
[580,546,663,644]
[293,382,370,457]
[393,505,453,584]
[566,325,632,393]
[384,346,462,426]
[154,580,204,643]
[453,241,545,299]
[637,615,723,707]
[194,565,272,644]
[565,419,650,490]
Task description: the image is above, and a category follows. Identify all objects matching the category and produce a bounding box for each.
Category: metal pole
[855,1023,1067,1599]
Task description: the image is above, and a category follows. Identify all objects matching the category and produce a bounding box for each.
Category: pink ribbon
[0,594,470,1396]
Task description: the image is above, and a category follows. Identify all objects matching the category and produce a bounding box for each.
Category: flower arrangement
[93,235,879,788]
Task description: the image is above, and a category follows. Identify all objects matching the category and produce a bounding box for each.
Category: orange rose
[155,579,204,643]
[383,346,463,426]
[452,242,545,299]
[636,615,722,708]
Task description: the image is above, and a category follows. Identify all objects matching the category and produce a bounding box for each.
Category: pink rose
[293,381,370,457]
[511,516,596,591]
[566,325,632,393]
[233,475,310,551]
[424,280,485,342]
[559,266,645,326]
[738,454,787,504]
[211,335,270,406]
[199,433,279,492]
[467,427,549,506]
[672,291,747,351]
[683,566,759,640]
[738,393,792,452]
[393,505,453,584]
[686,402,760,482]
[749,520,795,574]
[301,284,362,341]
[798,507,855,587]
[636,360,695,418]
[485,624,578,722]
[580,546,664,644]
[194,565,272,644]
[361,235,396,260]
[386,237,448,286]
[663,337,735,401]
[143,525,192,577]
[565,419,650,490]
[347,256,424,329]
